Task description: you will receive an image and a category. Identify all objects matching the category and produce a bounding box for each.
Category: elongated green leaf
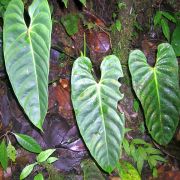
[115,19,122,32]
[133,99,140,112]
[137,147,147,160]
[0,139,8,170]
[137,156,144,174]
[61,13,79,36]
[117,160,141,180]
[34,173,44,180]
[36,149,55,163]
[171,23,180,56]
[161,11,176,23]
[130,143,137,161]
[129,43,180,145]
[122,139,130,156]
[46,157,58,164]
[160,18,170,41]
[145,147,162,155]
[152,167,158,178]
[20,162,37,180]
[79,0,86,7]
[150,155,166,162]
[148,156,157,168]
[71,55,124,173]
[3,0,52,130]
[13,133,42,153]
[131,139,151,146]
[62,0,68,8]
[81,159,105,180]
[7,142,16,162]
[154,11,162,26]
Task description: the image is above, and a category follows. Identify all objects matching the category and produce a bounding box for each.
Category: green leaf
[129,43,180,145]
[79,0,86,7]
[3,0,52,130]
[13,133,42,153]
[132,139,151,146]
[133,99,139,112]
[154,11,162,26]
[20,162,37,180]
[71,55,124,173]
[160,18,170,41]
[171,23,180,56]
[122,139,130,156]
[81,159,105,180]
[138,122,145,134]
[46,157,58,164]
[152,167,158,178]
[7,142,16,162]
[117,160,141,180]
[124,128,132,134]
[130,143,137,162]
[36,149,56,163]
[61,13,79,36]
[115,19,122,32]
[137,147,147,160]
[0,139,8,170]
[34,173,44,180]
[161,11,176,23]
[62,0,68,8]
[150,155,166,162]
[147,156,157,168]
[0,0,11,18]
[118,2,126,9]
[145,147,162,155]
[136,156,144,174]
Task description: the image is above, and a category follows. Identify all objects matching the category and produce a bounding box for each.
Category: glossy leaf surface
[161,18,170,41]
[14,133,42,153]
[3,0,52,130]
[171,23,180,56]
[36,149,55,163]
[0,139,8,170]
[71,55,124,172]
[20,162,37,180]
[129,43,180,145]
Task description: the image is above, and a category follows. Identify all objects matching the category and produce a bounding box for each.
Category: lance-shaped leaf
[171,23,180,57]
[129,43,180,145]
[71,55,124,173]
[3,0,52,130]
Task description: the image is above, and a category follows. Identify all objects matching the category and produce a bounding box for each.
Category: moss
[111,0,136,65]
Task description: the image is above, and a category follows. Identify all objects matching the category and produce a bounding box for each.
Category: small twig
[51,45,76,60]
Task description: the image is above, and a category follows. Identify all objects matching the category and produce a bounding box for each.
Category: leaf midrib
[153,68,163,134]
[97,82,110,166]
[28,28,41,125]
